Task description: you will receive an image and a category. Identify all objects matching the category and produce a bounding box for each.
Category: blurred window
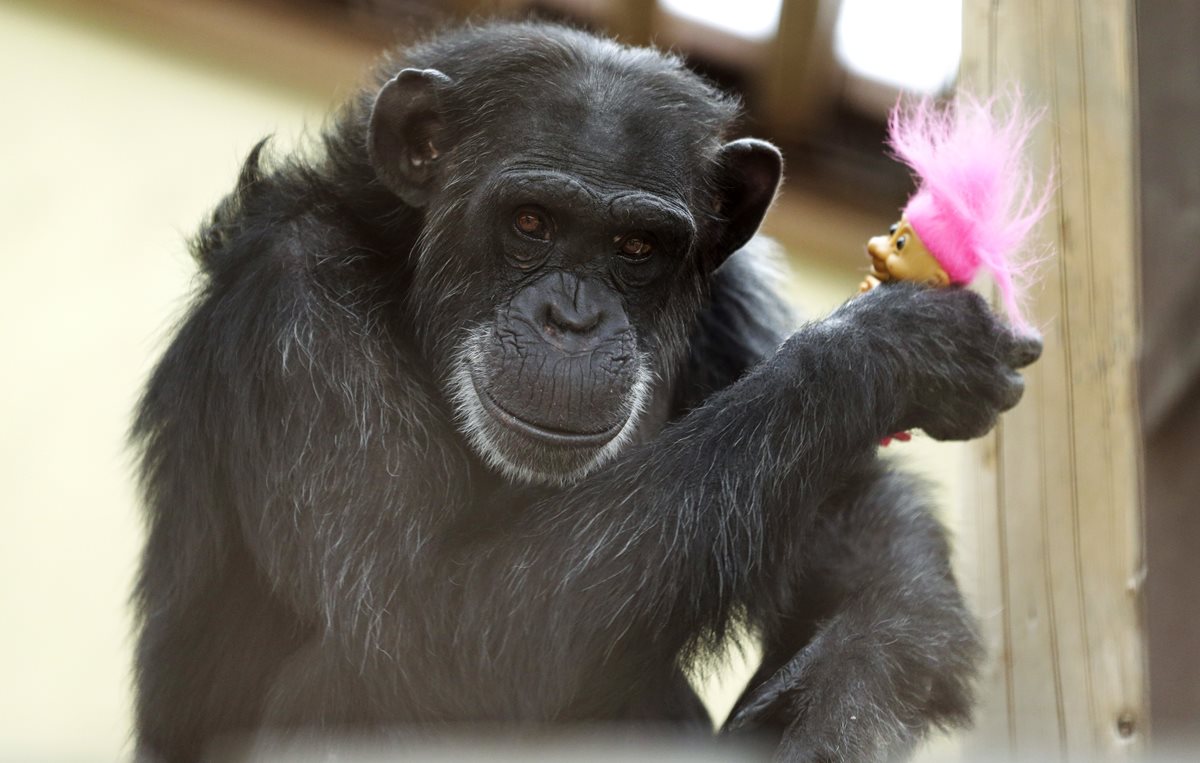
[834,0,961,96]
[656,0,782,41]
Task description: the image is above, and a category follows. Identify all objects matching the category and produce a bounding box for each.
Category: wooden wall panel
[957,1,1147,759]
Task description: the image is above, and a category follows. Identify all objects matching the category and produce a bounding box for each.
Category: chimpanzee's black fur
[132,21,1039,762]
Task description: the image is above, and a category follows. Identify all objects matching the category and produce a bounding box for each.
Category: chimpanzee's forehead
[496,134,694,200]
[486,93,711,199]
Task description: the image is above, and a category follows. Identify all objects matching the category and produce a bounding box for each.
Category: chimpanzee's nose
[509,272,626,353]
[544,299,602,336]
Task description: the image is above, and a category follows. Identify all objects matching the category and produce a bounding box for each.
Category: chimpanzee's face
[444,142,703,483]
[367,62,781,484]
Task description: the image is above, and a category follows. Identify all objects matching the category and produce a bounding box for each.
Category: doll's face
[866,217,950,286]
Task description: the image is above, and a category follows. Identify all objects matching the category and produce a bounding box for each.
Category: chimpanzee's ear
[710,138,783,267]
[367,68,454,207]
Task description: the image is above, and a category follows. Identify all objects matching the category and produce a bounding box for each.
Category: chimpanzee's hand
[835,282,1043,441]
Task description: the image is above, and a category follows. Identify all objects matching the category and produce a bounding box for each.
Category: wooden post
[761,0,840,139]
[1136,2,1200,740]
[956,1,1147,760]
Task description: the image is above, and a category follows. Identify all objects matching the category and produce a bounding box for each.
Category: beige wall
[0,4,330,757]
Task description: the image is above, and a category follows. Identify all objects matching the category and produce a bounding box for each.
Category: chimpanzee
[132,20,1040,762]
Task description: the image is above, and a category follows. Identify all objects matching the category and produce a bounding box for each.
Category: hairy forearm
[557,305,903,546]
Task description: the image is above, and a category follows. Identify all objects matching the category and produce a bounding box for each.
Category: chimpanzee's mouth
[473,380,625,448]
[449,326,653,484]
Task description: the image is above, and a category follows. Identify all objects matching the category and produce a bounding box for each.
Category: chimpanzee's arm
[429,281,1038,720]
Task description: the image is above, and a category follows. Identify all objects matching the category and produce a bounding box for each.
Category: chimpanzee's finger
[1006,332,1043,369]
[997,370,1026,412]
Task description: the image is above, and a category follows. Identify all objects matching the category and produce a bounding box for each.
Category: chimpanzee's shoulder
[672,237,798,414]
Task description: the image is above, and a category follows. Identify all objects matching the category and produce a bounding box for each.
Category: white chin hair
[447,325,652,486]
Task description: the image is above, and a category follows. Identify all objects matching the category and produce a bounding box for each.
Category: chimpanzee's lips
[473,379,625,448]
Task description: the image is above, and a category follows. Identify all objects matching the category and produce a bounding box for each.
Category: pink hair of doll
[888,92,1051,329]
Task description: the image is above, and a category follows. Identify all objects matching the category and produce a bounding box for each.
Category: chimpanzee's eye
[896,235,908,251]
[514,207,551,241]
[889,222,900,235]
[617,233,654,260]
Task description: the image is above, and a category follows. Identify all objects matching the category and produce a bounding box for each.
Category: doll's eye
[889,222,899,235]
[896,235,908,250]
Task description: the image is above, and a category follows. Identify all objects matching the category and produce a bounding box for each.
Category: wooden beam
[957,1,1147,759]
[19,0,382,101]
